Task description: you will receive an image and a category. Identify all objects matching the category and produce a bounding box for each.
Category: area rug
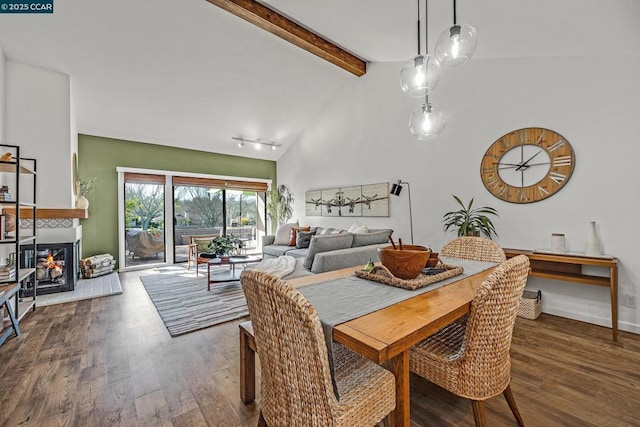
[139,273,249,337]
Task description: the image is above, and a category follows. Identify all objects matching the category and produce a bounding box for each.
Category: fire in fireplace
[36,249,66,283]
[21,241,79,296]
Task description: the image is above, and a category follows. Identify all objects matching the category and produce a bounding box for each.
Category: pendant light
[400,0,440,98]
[435,0,477,68]
[409,0,445,140]
[409,97,445,140]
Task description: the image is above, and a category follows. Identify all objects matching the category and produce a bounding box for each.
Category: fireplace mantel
[3,208,88,219]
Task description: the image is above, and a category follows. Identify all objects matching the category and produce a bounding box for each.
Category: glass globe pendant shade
[409,103,445,140]
[400,54,441,98]
[434,24,478,68]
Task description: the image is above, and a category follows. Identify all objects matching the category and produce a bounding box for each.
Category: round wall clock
[480,127,575,204]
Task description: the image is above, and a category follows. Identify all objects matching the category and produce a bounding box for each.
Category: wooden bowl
[377,245,432,279]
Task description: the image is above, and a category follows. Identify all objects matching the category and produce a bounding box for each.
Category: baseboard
[543,307,640,335]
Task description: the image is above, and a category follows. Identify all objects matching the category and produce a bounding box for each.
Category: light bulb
[271,145,277,150]
[435,24,477,68]
[400,55,441,98]
[237,141,244,148]
[409,103,445,140]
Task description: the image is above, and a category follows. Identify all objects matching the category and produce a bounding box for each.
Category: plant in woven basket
[442,195,498,239]
[208,236,236,256]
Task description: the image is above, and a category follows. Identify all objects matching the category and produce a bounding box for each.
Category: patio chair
[240,269,396,426]
[409,255,530,427]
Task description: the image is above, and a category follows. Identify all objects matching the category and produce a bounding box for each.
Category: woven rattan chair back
[460,254,530,398]
[239,269,343,426]
[242,270,396,426]
[440,236,507,263]
[409,255,530,426]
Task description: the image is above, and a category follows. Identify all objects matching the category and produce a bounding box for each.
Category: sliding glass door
[118,168,269,270]
[225,190,261,254]
[173,185,225,263]
[123,173,166,268]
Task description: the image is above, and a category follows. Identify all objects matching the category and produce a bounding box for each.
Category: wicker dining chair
[440,236,507,263]
[240,269,396,427]
[409,255,530,427]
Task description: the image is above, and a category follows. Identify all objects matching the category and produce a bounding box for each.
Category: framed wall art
[305,182,389,217]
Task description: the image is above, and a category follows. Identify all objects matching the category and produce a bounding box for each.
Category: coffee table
[206,255,262,290]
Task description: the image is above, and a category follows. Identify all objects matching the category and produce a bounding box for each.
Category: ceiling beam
[205,0,367,76]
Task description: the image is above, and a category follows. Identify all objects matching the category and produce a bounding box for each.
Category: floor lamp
[390,180,414,244]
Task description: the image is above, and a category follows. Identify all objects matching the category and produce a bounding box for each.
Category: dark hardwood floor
[1,269,639,426]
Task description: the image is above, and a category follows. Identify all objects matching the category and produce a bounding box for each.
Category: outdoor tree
[125,183,164,231]
[179,187,223,227]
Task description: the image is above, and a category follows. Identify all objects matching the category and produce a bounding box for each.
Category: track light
[232,137,281,150]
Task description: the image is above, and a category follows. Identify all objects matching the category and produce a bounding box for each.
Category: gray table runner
[296,257,496,398]
[298,257,496,329]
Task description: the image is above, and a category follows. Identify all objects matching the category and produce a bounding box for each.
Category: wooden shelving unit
[0,144,37,346]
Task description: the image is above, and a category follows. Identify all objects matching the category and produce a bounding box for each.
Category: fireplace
[21,241,79,296]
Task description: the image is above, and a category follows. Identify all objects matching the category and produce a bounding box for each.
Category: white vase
[585,221,602,256]
[551,233,566,253]
[76,194,89,209]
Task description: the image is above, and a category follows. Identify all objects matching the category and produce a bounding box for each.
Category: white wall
[5,61,74,207]
[278,54,640,333]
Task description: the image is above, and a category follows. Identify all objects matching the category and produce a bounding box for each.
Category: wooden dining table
[283,263,495,427]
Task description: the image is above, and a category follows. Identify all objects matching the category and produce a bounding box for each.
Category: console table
[504,248,619,341]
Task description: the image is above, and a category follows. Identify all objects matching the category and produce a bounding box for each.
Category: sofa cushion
[263,244,294,258]
[296,229,316,249]
[284,248,309,258]
[352,230,392,247]
[274,221,299,245]
[304,233,354,269]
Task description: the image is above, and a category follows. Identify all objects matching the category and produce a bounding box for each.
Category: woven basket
[517,290,542,319]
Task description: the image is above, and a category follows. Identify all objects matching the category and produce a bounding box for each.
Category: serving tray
[354,262,463,290]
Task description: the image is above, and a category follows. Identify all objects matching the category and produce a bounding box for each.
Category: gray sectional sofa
[262,228,393,276]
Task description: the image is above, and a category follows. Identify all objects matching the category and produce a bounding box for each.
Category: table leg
[240,326,256,403]
[386,350,410,427]
[611,265,618,341]
[207,263,211,291]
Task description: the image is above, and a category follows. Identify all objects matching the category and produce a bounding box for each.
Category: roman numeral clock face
[480,128,575,203]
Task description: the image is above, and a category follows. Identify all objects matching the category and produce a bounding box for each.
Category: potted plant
[208,236,237,259]
[442,195,498,239]
[267,184,294,227]
[76,177,97,209]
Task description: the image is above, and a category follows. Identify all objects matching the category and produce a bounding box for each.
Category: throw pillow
[296,229,316,249]
[316,227,345,235]
[304,234,354,269]
[194,238,213,253]
[352,224,368,234]
[289,226,311,246]
[274,221,299,245]
[347,222,361,233]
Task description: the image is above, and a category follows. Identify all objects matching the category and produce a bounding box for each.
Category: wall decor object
[480,127,575,204]
[305,182,389,217]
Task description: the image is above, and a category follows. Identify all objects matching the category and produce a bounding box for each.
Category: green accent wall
[78,134,277,264]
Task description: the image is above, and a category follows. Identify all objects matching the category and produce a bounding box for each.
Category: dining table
[283,259,496,427]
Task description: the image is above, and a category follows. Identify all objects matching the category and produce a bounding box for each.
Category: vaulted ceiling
[0,0,638,161]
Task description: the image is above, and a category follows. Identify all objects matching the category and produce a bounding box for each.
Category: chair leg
[503,384,525,426]
[471,400,487,427]
[257,411,267,427]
